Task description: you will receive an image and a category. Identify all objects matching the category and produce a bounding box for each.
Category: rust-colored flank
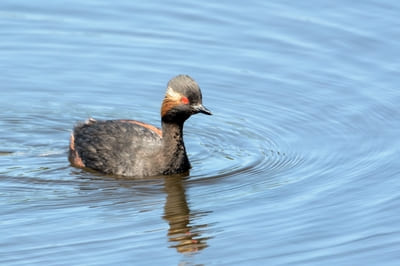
[120,120,162,137]
[69,133,85,167]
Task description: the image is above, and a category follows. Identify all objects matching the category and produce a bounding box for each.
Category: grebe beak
[193,104,212,115]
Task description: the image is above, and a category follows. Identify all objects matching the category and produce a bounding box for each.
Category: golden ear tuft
[161,87,184,117]
[166,87,182,101]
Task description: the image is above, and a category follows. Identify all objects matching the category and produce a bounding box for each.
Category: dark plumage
[69,75,212,177]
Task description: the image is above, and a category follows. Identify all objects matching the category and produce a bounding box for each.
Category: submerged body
[70,119,189,177]
[69,75,211,177]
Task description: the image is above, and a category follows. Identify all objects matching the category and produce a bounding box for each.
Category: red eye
[181,96,189,104]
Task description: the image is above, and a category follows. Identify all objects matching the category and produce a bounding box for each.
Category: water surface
[1,0,400,265]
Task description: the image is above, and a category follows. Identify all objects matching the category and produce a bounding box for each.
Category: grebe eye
[181,96,189,104]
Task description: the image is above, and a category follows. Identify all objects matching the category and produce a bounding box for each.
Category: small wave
[187,115,304,189]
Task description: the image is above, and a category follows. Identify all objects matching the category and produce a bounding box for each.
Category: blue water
[1,0,400,265]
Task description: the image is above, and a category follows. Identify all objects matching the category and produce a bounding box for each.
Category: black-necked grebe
[69,75,212,177]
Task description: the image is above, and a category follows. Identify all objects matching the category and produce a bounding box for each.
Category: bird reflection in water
[163,175,210,253]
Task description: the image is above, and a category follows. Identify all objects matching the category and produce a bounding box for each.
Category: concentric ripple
[186,109,305,187]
